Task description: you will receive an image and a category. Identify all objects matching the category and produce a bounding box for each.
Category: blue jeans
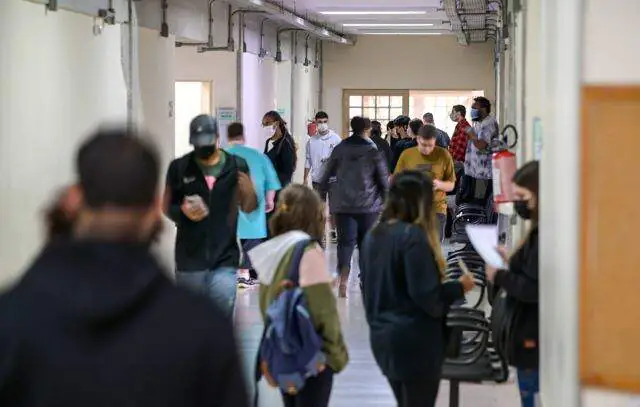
[175,267,237,319]
[517,369,540,407]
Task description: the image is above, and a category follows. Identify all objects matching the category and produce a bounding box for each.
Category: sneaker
[237,277,252,289]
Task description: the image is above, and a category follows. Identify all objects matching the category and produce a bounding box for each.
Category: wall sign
[216,107,237,147]
[532,117,543,160]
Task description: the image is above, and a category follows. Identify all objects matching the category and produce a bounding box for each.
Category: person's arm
[263,157,282,213]
[304,139,312,185]
[235,159,258,213]
[434,151,456,192]
[372,147,390,196]
[393,149,407,175]
[300,245,349,373]
[317,147,338,191]
[163,160,185,224]
[493,240,539,303]
[280,137,296,184]
[404,227,464,317]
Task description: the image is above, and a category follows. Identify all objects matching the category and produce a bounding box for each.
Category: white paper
[465,225,507,269]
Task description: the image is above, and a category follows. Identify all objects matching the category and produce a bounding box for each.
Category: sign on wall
[532,117,543,160]
[216,107,237,147]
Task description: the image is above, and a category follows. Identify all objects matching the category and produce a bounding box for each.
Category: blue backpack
[255,239,326,397]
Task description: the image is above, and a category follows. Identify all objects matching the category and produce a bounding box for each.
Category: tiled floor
[235,245,521,407]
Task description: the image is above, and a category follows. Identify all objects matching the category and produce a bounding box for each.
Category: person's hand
[466,127,477,140]
[485,265,498,283]
[458,273,475,293]
[496,245,509,263]
[433,179,442,191]
[237,171,253,190]
[181,198,208,222]
[265,199,275,213]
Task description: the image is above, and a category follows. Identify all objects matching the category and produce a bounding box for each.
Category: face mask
[195,145,216,160]
[264,125,277,139]
[514,200,532,220]
[317,123,329,133]
[470,108,481,121]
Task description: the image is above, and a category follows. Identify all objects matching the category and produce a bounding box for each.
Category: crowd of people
[0,96,539,407]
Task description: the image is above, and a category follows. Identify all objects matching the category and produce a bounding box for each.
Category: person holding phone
[359,170,475,407]
[485,160,539,407]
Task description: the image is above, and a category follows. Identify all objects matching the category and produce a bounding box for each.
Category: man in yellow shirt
[395,124,456,241]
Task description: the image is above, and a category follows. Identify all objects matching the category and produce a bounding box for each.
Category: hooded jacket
[0,241,248,407]
[248,231,348,373]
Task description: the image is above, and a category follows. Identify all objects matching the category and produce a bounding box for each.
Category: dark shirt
[264,134,296,187]
[0,241,248,407]
[370,134,394,174]
[360,222,464,380]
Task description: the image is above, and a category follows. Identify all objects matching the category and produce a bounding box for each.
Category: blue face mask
[470,108,481,121]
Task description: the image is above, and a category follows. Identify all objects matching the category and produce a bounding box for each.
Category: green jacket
[258,245,349,373]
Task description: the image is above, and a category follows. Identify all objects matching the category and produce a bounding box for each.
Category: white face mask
[317,123,329,133]
[264,125,277,139]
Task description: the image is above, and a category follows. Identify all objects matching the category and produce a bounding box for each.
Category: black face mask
[514,200,532,220]
[195,145,216,160]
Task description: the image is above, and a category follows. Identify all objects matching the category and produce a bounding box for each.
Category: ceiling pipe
[160,0,169,37]
[275,28,304,62]
[233,9,268,52]
[175,0,216,48]
[258,17,272,58]
[232,0,353,45]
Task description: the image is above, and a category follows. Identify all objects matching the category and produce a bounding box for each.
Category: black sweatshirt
[264,134,296,187]
[0,241,248,407]
[359,222,464,380]
[494,226,539,369]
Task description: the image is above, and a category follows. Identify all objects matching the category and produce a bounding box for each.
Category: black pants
[387,377,440,407]
[456,174,493,206]
[334,213,378,271]
[436,213,446,243]
[282,369,334,407]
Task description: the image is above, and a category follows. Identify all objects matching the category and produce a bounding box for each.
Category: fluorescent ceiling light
[250,0,263,5]
[321,28,330,36]
[319,11,427,16]
[295,17,305,26]
[362,32,443,35]
[344,23,434,27]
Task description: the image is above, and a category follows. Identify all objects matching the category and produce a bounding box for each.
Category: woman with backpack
[486,160,540,407]
[359,170,475,407]
[262,110,297,188]
[248,184,348,407]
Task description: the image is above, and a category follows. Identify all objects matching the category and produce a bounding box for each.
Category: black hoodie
[0,241,248,407]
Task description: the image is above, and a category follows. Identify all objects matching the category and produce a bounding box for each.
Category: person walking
[317,116,389,298]
[0,128,249,407]
[359,170,475,407]
[262,110,297,188]
[225,122,281,288]
[164,114,257,319]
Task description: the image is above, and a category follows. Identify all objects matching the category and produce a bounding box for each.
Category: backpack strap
[286,238,314,286]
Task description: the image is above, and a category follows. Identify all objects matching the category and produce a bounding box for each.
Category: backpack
[255,239,326,397]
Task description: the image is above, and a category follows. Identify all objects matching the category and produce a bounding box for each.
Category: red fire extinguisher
[492,124,519,204]
[307,121,317,137]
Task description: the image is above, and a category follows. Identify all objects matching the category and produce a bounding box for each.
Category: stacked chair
[440,202,509,407]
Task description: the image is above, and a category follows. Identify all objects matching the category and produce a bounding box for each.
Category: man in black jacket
[164,115,257,319]
[318,116,389,298]
[0,128,248,407]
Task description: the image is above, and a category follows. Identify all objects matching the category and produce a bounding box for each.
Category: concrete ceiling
[271,0,451,36]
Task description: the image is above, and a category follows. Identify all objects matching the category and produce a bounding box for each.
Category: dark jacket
[391,138,417,172]
[264,134,296,187]
[494,227,539,369]
[0,241,248,407]
[165,151,250,271]
[318,136,389,214]
[360,222,464,380]
[371,134,394,174]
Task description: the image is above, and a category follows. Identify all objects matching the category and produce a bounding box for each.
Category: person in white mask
[305,111,342,244]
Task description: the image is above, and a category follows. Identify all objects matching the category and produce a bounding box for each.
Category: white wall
[0,0,128,286]
[241,54,277,150]
[323,35,496,133]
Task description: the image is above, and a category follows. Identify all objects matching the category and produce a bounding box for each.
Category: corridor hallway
[235,246,520,406]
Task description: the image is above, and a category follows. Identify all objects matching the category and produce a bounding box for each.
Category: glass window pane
[363,96,376,107]
[349,95,362,107]
[349,108,362,119]
[363,107,376,119]
[376,96,390,107]
[390,96,403,107]
[376,108,389,120]
[390,108,403,119]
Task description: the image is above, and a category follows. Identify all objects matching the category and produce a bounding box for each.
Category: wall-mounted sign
[216,107,237,148]
[532,117,543,160]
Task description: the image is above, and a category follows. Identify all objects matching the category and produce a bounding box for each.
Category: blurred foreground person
[0,128,248,407]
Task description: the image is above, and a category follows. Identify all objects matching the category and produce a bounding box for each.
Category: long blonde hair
[379,170,445,278]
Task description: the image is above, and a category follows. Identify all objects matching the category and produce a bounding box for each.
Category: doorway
[174,81,212,157]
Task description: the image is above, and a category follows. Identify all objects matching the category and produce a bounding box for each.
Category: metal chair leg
[449,380,460,407]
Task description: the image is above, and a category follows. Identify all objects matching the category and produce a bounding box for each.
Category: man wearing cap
[163,114,257,319]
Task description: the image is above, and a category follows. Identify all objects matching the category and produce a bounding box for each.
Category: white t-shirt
[305,130,342,183]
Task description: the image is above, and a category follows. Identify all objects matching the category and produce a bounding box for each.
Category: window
[408,90,485,137]
[342,90,409,137]
[174,81,212,157]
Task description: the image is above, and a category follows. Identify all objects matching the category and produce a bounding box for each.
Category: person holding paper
[394,124,456,242]
[359,170,475,407]
[485,160,539,407]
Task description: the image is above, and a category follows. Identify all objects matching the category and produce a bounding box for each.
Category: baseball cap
[189,115,218,147]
